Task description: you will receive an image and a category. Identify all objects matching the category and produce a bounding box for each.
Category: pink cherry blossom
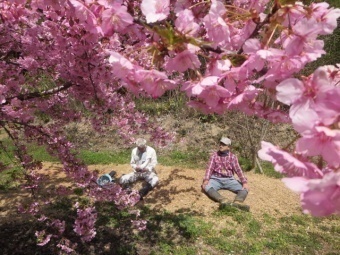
[17,56,39,70]
[203,14,230,48]
[135,69,177,97]
[239,50,265,75]
[51,219,66,235]
[262,110,291,124]
[243,39,261,54]
[69,0,100,33]
[296,126,340,168]
[175,9,199,36]
[288,99,319,134]
[101,4,133,35]
[73,204,97,242]
[228,86,262,108]
[108,52,135,80]
[283,172,340,216]
[310,2,340,35]
[0,85,7,104]
[245,0,271,13]
[315,87,340,126]
[97,0,123,8]
[141,0,170,23]
[31,0,66,12]
[165,45,201,72]
[258,141,324,178]
[203,0,230,47]
[255,48,304,83]
[206,58,231,76]
[35,231,52,246]
[209,0,227,16]
[131,219,147,230]
[182,76,234,113]
[276,78,304,105]
[281,18,321,56]
[276,65,339,134]
[57,242,75,254]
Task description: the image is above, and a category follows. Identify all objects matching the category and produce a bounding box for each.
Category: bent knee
[119,174,132,184]
[147,175,158,187]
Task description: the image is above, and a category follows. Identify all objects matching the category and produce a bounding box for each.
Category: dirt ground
[0,162,303,224]
[106,163,302,219]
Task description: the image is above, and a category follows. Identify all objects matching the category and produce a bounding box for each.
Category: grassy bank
[1,197,338,255]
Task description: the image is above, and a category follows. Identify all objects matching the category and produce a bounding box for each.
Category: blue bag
[96,171,117,187]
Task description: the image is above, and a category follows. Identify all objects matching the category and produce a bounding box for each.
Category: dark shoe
[120,183,132,194]
[109,170,117,178]
[206,188,228,203]
[234,189,248,203]
[108,170,117,183]
[138,183,153,200]
[136,198,146,207]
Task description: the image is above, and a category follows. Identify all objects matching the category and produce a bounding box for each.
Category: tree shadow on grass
[0,220,140,255]
[0,205,203,255]
[0,199,142,255]
[0,221,55,255]
[0,167,206,255]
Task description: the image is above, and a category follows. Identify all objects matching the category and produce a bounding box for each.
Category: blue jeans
[204,175,245,194]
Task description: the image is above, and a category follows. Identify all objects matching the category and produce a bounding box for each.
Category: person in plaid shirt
[202,137,250,211]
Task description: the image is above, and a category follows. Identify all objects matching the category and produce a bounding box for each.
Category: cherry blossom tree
[1,0,339,252]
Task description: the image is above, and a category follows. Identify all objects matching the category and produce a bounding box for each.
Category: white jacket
[130,146,157,171]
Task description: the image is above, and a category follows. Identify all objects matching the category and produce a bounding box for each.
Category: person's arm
[202,153,216,189]
[147,148,158,170]
[231,154,249,190]
[139,158,151,170]
[130,148,138,170]
[140,147,157,171]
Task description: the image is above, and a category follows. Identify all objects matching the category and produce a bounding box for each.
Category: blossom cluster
[258,65,340,216]
[73,203,97,242]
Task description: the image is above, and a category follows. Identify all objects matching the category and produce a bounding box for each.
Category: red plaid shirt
[204,151,248,184]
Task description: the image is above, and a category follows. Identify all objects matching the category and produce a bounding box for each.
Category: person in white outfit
[119,138,159,200]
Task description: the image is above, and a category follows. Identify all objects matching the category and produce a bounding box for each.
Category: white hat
[136,138,147,147]
[220,137,231,145]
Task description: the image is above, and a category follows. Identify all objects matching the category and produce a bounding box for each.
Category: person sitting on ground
[119,138,158,200]
[201,137,250,211]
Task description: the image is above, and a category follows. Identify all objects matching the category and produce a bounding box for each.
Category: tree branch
[2,82,73,106]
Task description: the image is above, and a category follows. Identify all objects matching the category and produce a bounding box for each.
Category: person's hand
[242,183,249,191]
[201,180,209,191]
[136,166,146,172]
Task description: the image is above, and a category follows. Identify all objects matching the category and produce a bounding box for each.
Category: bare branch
[255,157,264,174]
